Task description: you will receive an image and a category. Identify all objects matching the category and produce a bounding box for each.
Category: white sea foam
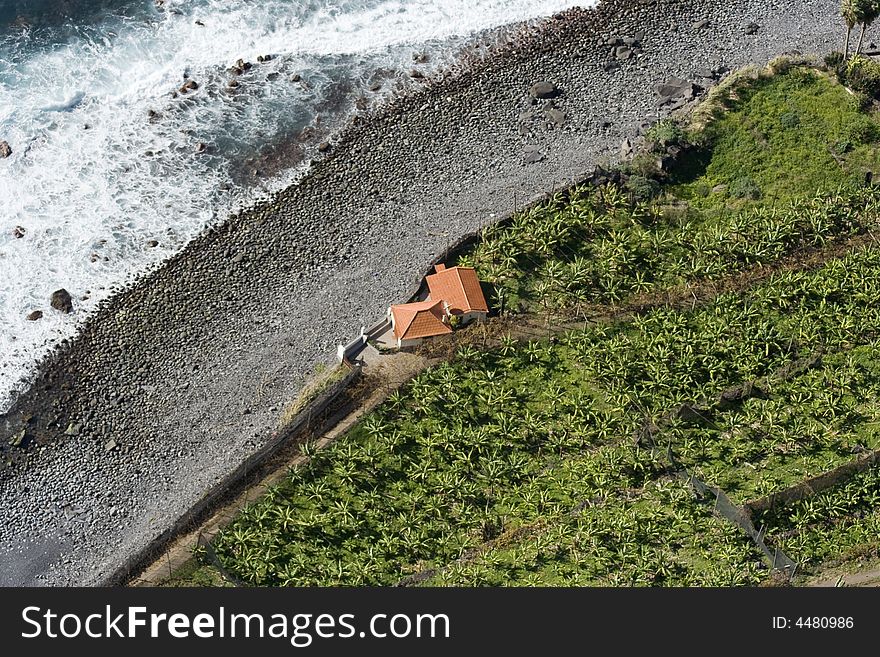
[0,0,594,412]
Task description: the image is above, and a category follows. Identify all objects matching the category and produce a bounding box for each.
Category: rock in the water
[0,141,11,158]
[13,225,26,238]
[318,142,331,153]
[26,310,43,321]
[620,137,633,158]
[745,21,760,35]
[104,439,118,452]
[529,81,559,99]
[692,18,710,30]
[179,79,199,94]
[51,289,73,314]
[147,239,159,248]
[64,423,82,437]
[615,46,633,60]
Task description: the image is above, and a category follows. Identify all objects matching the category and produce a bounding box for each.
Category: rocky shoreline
[0,0,840,585]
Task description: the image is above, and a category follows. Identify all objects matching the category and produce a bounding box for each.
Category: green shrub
[628,152,662,178]
[729,177,762,200]
[625,175,661,201]
[824,51,845,70]
[843,56,880,99]
[692,181,712,198]
[831,139,854,156]
[843,116,880,145]
[645,119,688,152]
[779,111,800,129]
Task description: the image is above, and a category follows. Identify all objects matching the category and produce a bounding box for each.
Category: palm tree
[843,0,859,58]
[855,0,880,55]
[843,0,875,57]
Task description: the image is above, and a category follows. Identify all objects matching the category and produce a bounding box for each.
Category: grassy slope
[162,63,880,587]
[671,65,880,207]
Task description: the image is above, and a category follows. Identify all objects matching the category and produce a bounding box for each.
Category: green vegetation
[170,63,880,587]
[756,466,880,572]
[209,247,880,585]
[670,66,880,205]
[425,477,766,586]
[464,183,880,314]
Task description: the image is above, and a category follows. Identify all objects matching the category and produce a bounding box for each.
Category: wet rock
[195,142,207,153]
[13,225,25,238]
[64,423,82,437]
[51,289,73,314]
[179,79,199,94]
[147,240,159,248]
[104,439,118,452]
[529,81,559,99]
[692,18,710,30]
[412,52,429,64]
[318,142,331,153]
[745,21,760,35]
[0,141,11,158]
[26,310,43,321]
[615,46,633,60]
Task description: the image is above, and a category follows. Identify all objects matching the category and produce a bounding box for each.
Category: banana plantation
[195,65,880,587]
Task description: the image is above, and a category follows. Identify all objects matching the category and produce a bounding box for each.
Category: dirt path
[808,565,880,587]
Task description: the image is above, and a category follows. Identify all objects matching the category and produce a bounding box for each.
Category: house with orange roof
[388,298,453,348]
[387,264,489,349]
[426,264,489,325]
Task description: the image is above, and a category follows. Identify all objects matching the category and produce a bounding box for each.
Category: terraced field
[168,62,880,587]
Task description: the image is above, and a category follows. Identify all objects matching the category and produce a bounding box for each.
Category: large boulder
[529,81,559,99]
[655,77,699,104]
[50,288,73,314]
[0,141,11,158]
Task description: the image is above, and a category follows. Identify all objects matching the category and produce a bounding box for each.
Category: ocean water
[0,0,590,413]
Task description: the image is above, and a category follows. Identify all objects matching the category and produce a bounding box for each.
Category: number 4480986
[795,617,854,629]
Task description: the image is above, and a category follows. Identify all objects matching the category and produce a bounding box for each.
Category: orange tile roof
[390,299,452,340]
[426,266,489,314]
